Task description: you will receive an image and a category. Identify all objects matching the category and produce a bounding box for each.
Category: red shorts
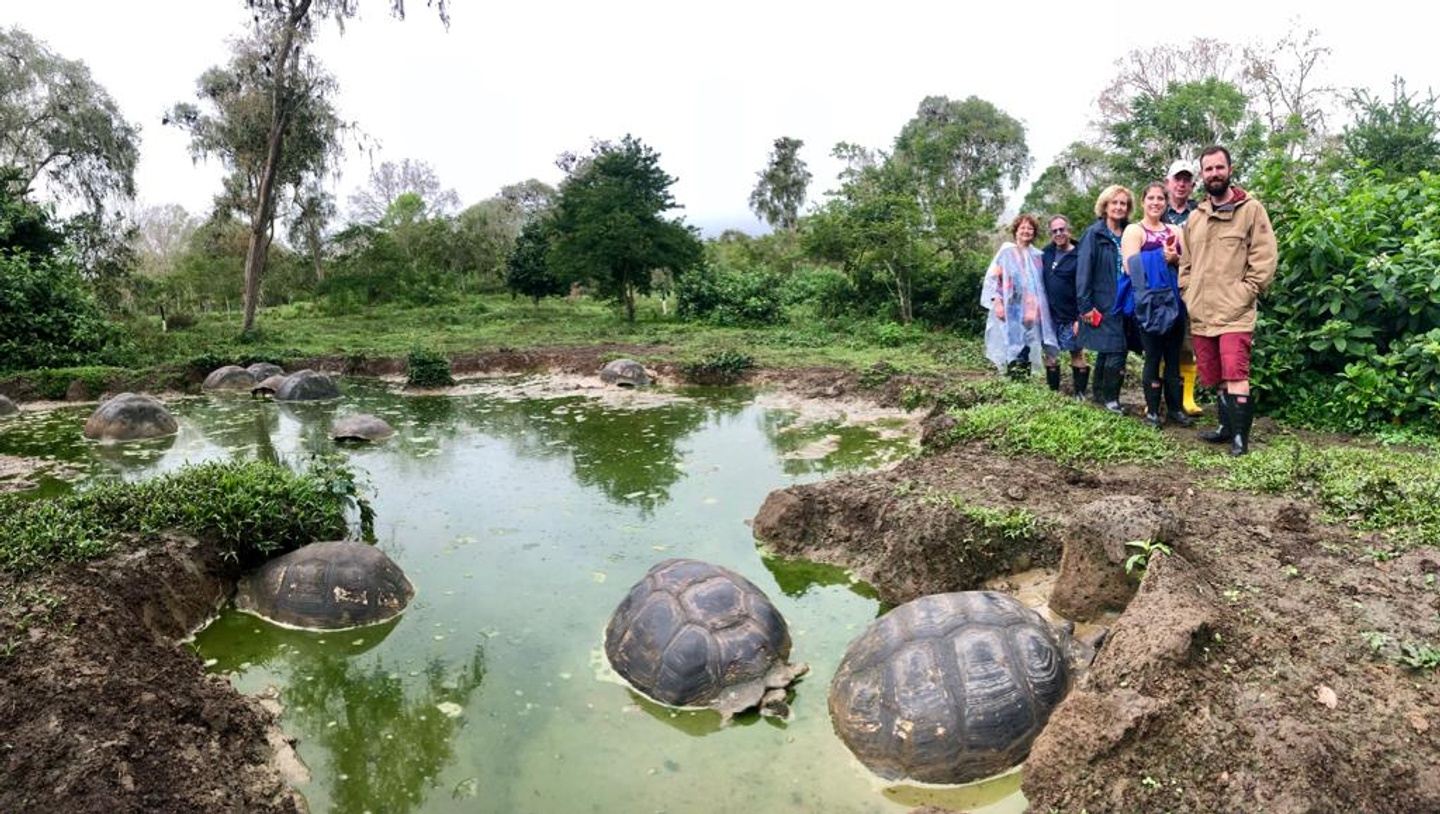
[1192,332,1252,387]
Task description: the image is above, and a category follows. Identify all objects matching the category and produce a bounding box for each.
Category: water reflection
[761,554,880,603]
[761,412,914,476]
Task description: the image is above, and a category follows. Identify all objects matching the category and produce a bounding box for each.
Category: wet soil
[0,535,305,814]
[752,435,1440,812]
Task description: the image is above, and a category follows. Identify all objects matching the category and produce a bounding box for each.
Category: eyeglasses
[1051,227,1069,233]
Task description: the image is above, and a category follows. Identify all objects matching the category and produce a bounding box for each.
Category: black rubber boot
[1045,366,1061,392]
[1143,384,1162,427]
[1101,362,1124,414]
[1071,367,1090,401]
[1006,360,1030,381]
[1229,394,1254,456]
[1163,373,1191,426]
[1199,392,1233,444]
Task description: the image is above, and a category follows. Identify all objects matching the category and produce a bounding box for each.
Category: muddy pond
[0,380,1027,814]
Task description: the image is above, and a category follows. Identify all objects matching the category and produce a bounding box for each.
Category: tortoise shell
[599,359,650,388]
[275,369,341,401]
[246,362,285,381]
[331,414,395,442]
[828,591,1072,784]
[203,365,257,391]
[251,375,288,397]
[605,559,802,717]
[82,393,178,442]
[235,541,414,630]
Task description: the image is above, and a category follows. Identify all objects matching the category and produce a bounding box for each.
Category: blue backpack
[1128,246,1180,335]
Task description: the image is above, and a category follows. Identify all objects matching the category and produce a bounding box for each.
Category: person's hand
[1082,308,1103,328]
[1162,232,1179,265]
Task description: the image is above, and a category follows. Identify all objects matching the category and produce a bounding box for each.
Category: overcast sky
[5,1,1437,235]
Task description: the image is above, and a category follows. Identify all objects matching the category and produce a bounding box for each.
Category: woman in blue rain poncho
[981,213,1057,378]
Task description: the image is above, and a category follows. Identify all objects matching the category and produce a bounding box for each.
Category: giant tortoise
[599,359,650,388]
[235,541,414,630]
[251,375,288,398]
[605,559,807,719]
[246,362,285,381]
[82,393,179,442]
[275,369,341,401]
[829,591,1075,784]
[331,414,395,442]
[203,365,256,391]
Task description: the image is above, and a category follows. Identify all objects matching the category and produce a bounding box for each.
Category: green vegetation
[406,348,455,388]
[680,349,755,385]
[1124,539,1174,576]
[1362,630,1440,673]
[936,381,1177,467]
[0,458,368,576]
[955,505,1043,541]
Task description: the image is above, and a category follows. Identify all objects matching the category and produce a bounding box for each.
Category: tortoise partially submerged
[829,591,1075,785]
[203,365,256,391]
[605,558,807,720]
[235,541,414,630]
[275,369,341,401]
[82,393,179,442]
[246,362,285,381]
[0,395,17,418]
[251,375,288,397]
[599,359,650,388]
[331,414,395,442]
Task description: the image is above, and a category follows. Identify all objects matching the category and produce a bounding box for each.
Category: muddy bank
[751,439,1440,812]
[0,535,305,814]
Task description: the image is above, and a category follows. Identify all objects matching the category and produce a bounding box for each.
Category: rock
[82,393,179,442]
[331,414,395,442]
[1048,496,1183,621]
[203,365,257,391]
[918,410,958,451]
[274,369,341,402]
[0,395,17,417]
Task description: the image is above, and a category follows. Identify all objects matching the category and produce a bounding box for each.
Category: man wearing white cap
[1163,158,1203,415]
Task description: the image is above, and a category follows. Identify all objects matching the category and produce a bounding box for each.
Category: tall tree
[0,26,139,212]
[749,136,810,232]
[1341,77,1440,178]
[505,218,564,305]
[547,135,702,322]
[347,157,459,223]
[891,95,1031,219]
[168,0,447,335]
[1105,78,1263,184]
[288,182,335,282]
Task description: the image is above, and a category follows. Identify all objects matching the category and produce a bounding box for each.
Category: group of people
[981,145,1278,456]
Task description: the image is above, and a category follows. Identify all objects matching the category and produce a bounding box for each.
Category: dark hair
[1200,145,1232,167]
[1009,213,1039,238]
[1142,181,1167,200]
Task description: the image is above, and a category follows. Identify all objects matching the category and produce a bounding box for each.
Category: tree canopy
[749,136,810,232]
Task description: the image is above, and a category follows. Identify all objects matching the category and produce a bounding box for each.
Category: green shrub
[0,459,366,575]
[406,348,455,387]
[680,349,755,385]
[675,261,785,326]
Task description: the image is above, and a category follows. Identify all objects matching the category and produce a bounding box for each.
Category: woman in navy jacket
[1075,184,1133,413]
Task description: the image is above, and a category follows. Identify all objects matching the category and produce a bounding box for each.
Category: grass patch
[0,458,368,576]
[680,349,755,385]
[1202,435,1440,548]
[939,381,1177,467]
[406,348,455,387]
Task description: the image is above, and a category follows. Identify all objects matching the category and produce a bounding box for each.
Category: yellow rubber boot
[1180,362,1203,416]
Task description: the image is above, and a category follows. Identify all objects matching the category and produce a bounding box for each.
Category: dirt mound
[0,536,304,814]
[752,441,1440,812]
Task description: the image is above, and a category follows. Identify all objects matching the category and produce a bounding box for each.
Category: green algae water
[0,380,1025,814]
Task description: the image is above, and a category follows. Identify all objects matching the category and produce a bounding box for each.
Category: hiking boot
[1199,393,1233,444]
[1166,410,1195,428]
[1229,394,1255,456]
[1143,412,1163,428]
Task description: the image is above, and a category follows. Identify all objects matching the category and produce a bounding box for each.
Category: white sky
[4,1,1436,235]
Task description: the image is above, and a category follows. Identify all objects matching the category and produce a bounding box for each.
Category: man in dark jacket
[1041,215,1088,398]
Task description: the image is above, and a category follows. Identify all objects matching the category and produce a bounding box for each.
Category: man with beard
[1178,145,1278,456]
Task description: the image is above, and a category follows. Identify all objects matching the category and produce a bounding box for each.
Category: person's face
[1049,219,1070,246]
[1201,153,1232,196]
[1015,220,1035,244]
[1167,173,1194,203]
[1106,194,1130,223]
[1144,187,1166,218]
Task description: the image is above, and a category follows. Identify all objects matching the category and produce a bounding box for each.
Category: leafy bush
[675,261,784,326]
[0,459,366,575]
[680,349,755,385]
[0,252,125,373]
[406,348,455,387]
[23,366,127,400]
[777,266,856,319]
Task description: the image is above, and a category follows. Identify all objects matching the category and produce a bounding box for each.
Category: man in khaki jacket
[1178,145,1277,456]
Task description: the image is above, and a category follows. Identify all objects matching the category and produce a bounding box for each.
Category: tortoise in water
[605,558,808,720]
[247,362,285,381]
[0,395,17,418]
[829,591,1076,784]
[82,393,179,442]
[235,541,414,630]
[275,369,341,401]
[203,365,257,391]
[599,359,650,388]
[251,375,288,397]
[331,414,395,442]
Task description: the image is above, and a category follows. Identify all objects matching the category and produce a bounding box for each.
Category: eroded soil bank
[0,535,304,814]
[753,435,1440,813]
